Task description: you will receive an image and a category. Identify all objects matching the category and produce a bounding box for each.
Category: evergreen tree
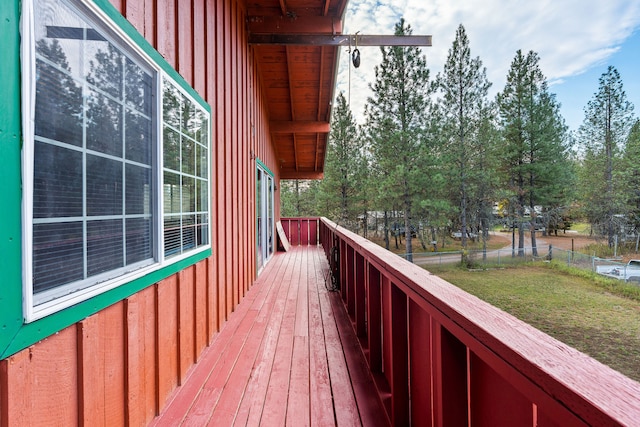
[577,66,635,246]
[322,92,366,230]
[35,39,83,146]
[365,19,433,262]
[497,50,570,256]
[280,180,322,217]
[620,120,640,237]
[472,102,501,257]
[436,24,492,250]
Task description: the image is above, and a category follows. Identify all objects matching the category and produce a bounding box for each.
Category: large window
[22,0,210,320]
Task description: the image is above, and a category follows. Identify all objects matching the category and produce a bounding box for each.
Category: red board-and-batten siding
[0,0,275,425]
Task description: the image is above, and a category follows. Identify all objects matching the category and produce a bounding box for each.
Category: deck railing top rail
[317,216,640,426]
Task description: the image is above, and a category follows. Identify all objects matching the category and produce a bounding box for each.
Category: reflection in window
[25,0,211,317]
[162,77,210,257]
[32,0,154,303]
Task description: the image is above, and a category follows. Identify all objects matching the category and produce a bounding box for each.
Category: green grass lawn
[427,263,640,382]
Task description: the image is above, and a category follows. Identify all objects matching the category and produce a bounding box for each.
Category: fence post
[549,245,552,261]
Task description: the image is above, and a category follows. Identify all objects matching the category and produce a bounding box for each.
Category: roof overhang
[246,0,349,180]
[246,0,431,180]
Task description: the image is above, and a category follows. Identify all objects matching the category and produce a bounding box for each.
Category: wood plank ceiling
[246,0,349,179]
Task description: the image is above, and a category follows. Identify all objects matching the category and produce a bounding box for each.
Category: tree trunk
[383,211,390,250]
[531,209,538,257]
[404,182,413,263]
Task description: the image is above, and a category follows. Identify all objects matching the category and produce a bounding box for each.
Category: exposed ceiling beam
[270,121,330,133]
[249,34,432,47]
[285,46,298,171]
[280,170,325,180]
[315,45,326,172]
[247,16,342,34]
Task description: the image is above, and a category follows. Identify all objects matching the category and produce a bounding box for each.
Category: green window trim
[256,157,275,178]
[0,0,211,359]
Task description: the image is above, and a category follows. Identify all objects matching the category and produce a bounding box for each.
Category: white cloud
[337,0,640,123]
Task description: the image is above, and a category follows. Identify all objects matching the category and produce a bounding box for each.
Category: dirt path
[493,231,594,251]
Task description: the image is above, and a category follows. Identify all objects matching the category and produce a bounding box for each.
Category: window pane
[182,176,196,212]
[164,171,180,214]
[196,112,208,146]
[183,215,196,250]
[126,218,153,264]
[182,138,195,175]
[126,164,152,215]
[126,109,152,164]
[87,219,123,276]
[196,144,208,178]
[35,0,85,82]
[164,216,181,256]
[181,94,195,138]
[35,60,83,146]
[196,179,208,212]
[34,141,83,218]
[125,57,153,116]
[33,222,84,293]
[196,214,209,246]
[86,41,123,100]
[163,127,180,171]
[163,81,181,128]
[86,154,123,216]
[86,89,123,156]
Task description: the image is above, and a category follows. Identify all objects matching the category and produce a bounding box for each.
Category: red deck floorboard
[151,246,388,426]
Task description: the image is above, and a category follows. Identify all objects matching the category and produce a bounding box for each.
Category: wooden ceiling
[246,0,349,179]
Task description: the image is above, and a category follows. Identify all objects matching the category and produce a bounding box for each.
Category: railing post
[340,240,347,301]
[433,324,468,426]
[346,245,355,317]
[409,300,432,426]
[355,253,366,338]
[382,278,409,426]
[367,264,382,372]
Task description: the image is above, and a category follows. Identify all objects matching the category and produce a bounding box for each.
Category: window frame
[21,0,211,322]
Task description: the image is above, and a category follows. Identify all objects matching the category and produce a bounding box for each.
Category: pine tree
[578,66,635,247]
[436,24,492,251]
[365,19,433,262]
[620,120,640,239]
[322,92,366,230]
[497,50,570,256]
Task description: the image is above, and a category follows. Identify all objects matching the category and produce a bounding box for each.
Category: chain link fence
[403,245,640,284]
[402,245,552,267]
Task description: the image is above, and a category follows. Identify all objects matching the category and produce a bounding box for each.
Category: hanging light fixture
[351,32,360,68]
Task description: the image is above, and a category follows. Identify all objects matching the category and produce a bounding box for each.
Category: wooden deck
[150,245,388,426]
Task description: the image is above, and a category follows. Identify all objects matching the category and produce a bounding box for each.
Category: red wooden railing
[313,217,640,426]
[280,217,320,247]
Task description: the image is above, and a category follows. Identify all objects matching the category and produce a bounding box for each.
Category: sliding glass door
[256,164,274,273]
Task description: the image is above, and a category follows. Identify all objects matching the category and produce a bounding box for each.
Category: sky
[335,0,640,132]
